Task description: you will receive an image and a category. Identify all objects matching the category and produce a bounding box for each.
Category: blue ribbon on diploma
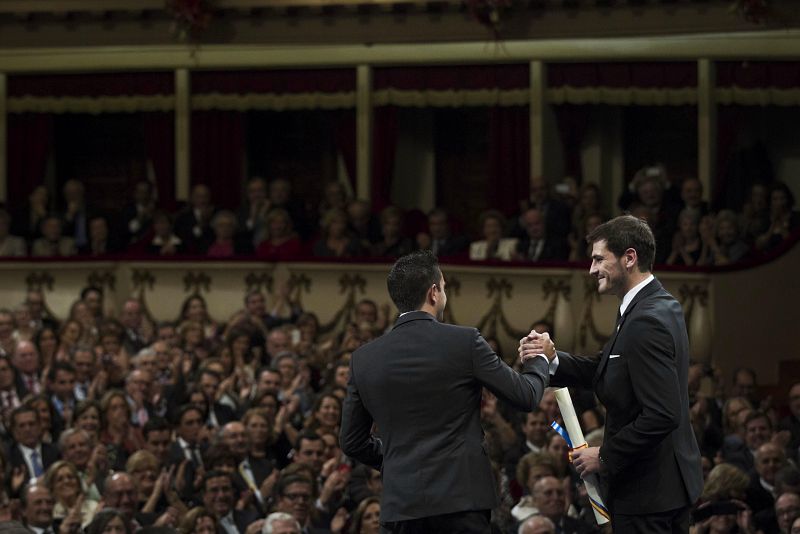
[550,421,573,448]
[550,420,611,522]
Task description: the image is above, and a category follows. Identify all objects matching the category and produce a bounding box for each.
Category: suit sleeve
[340,359,383,471]
[600,314,682,476]
[551,350,600,389]
[472,330,548,411]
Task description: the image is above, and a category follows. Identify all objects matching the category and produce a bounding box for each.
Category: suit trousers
[380,510,491,534]
[613,505,691,534]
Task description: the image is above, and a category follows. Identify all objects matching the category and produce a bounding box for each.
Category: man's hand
[572,447,603,478]
[518,331,556,362]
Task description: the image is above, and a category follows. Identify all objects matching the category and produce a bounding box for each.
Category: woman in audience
[0,208,26,257]
[350,496,381,534]
[179,294,219,342]
[313,208,363,258]
[568,212,604,262]
[69,299,98,345]
[46,460,99,527]
[741,183,771,244]
[74,400,102,441]
[370,206,413,259]
[34,325,58,370]
[206,210,253,257]
[700,210,750,265]
[512,451,559,522]
[87,508,132,534]
[21,185,50,242]
[469,210,517,261]
[255,208,303,260]
[667,208,704,266]
[55,319,83,361]
[756,181,798,252]
[303,393,342,437]
[99,389,145,470]
[178,507,217,534]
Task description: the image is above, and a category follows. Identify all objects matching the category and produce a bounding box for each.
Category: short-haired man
[20,484,56,534]
[522,215,703,532]
[262,512,301,534]
[47,361,77,435]
[531,476,594,534]
[201,470,258,534]
[143,417,173,464]
[518,514,556,534]
[13,341,41,395]
[8,406,60,482]
[292,431,325,476]
[342,250,551,532]
[747,442,787,515]
[274,475,315,533]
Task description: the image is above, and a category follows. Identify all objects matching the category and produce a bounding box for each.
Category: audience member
[470,210,518,261]
[415,208,468,259]
[0,209,26,257]
[255,209,303,261]
[369,206,413,259]
[175,185,216,253]
[31,215,77,257]
[513,208,568,262]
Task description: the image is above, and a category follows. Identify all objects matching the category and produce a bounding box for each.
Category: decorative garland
[166,0,214,41]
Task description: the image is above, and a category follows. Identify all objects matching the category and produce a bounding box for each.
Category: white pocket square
[609,354,621,359]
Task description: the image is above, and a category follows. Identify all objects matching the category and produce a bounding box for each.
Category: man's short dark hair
[143,416,171,439]
[386,250,442,313]
[9,406,38,430]
[201,469,233,493]
[295,429,322,450]
[275,474,313,497]
[47,361,76,383]
[586,215,655,273]
[745,410,772,430]
[80,286,104,301]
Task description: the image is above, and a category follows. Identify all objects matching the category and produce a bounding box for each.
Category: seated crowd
[0,281,798,534]
[1,167,797,266]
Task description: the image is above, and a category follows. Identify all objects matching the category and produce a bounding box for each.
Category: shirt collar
[619,274,654,317]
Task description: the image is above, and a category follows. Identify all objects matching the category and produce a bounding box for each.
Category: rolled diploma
[553,387,610,525]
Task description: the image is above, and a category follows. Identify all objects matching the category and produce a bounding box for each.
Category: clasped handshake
[517,330,557,364]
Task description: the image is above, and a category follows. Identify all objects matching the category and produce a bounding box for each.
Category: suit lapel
[593,278,663,385]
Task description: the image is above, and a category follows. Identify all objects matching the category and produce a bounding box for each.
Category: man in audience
[781,382,800,462]
[416,208,469,259]
[273,475,318,534]
[747,442,787,515]
[518,515,556,534]
[513,208,568,262]
[731,367,760,406]
[531,476,595,534]
[723,410,775,472]
[143,416,173,464]
[202,470,258,534]
[292,431,326,477]
[174,184,216,253]
[46,361,77,437]
[121,180,157,245]
[12,341,42,395]
[20,484,57,534]
[120,299,151,355]
[31,215,76,257]
[103,472,139,528]
[61,179,89,251]
[8,406,60,482]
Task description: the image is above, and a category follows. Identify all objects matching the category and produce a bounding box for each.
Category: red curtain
[547,62,697,88]
[716,61,800,88]
[6,114,53,208]
[370,106,397,211]
[143,113,176,211]
[373,64,529,91]
[190,111,245,210]
[192,69,355,94]
[9,72,173,96]
[488,106,530,216]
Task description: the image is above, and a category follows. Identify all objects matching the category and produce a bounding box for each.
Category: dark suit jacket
[515,236,569,262]
[8,442,60,481]
[551,278,703,515]
[340,311,549,522]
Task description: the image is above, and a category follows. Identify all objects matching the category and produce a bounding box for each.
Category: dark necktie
[31,450,44,477]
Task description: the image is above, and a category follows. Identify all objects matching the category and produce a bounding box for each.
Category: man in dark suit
[513,208,569,262]
[7,406,60,482]
[521,215,702,533]
[201,470,259,534]
[341,250,552,533]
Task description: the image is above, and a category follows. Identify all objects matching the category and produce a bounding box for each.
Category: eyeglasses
[282,493,311,502]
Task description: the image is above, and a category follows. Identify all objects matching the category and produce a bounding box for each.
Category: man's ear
[625,248,638,270]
